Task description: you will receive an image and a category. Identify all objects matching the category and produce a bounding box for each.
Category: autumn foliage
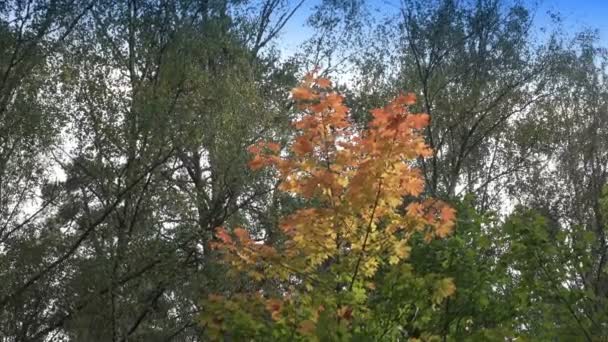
[203,73,456,339]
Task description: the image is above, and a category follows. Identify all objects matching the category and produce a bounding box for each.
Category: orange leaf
[440,205,456,222]
[292,87,316,101]
[337,306,353,320]
[436,222,454,238]
[316,77,332,88]
[403,92,417,105]
[408,113,430,129]
[215,227,232,244]
[208,293,224,302]
[293,136,313,155]
[234,228,249,242]
[325,93,343,107]
[406,202,423,216]
[297,320,316,335]
[265,298,283,321]
[248,155,265,170]
[265,142,281,153]
[247,144,261,154]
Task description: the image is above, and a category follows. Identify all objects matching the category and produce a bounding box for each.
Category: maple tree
[201,72,456,340]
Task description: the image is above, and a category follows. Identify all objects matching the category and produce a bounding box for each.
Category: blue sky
[535,0,608,41]
[278,0,608,54]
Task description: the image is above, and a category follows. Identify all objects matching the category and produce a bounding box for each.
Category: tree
[510,30,608,339]
[0,1,98,339]
[0,0,302,340]
[345,0,552,209]
[203,73,455,340]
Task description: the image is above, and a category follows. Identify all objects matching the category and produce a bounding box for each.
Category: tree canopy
[0,0,607,340]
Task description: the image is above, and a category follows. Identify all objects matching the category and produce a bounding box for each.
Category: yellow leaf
[363,257,379,277]
[434,278,456,304]
[436,222,454,238]
[250,271,264,281]
[394,240,411,259]
[389,255,400,265]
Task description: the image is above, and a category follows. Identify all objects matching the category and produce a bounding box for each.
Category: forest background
[1,0,608,340]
